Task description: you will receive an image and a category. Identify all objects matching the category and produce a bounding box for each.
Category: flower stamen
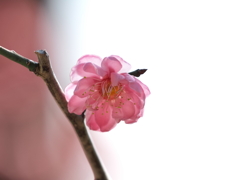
[99,79,123,100]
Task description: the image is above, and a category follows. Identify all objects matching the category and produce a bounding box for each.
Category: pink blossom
[65,55,150,132]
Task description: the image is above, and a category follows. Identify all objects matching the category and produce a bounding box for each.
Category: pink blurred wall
[0,0,91,179]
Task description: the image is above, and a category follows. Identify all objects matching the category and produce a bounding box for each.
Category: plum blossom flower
[65,55,150,132]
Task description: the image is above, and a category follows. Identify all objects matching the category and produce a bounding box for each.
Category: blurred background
[0,0,240,179]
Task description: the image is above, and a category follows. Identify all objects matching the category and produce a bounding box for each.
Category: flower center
[99,80,123,100]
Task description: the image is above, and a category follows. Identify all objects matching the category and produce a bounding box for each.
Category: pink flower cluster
[65,55,150,132]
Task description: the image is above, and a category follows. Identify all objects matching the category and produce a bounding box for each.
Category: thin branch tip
[0,46,39,72]
[35,49,48,55]
[129,68,148,77]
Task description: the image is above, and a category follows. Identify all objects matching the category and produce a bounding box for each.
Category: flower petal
[77,55,102,66]
[124,118,139,124]
[93,104,117,132]
[126,91,145,109]
[70,64,84,82]
[123,104,144,124]
[70,63,106,82]
[112,98,135,120]
[83,62,106,77]
[74,77,98,98]
[85,92,103,111]
[110,72,125,86]
[128,81,145,98]
[135,78,151,97]
[68,95,87,114]
[86,110,100,131]
[65,82,77,101]
[120,100,136,119]
[109,55,131,73]
[121,74,150,97]
[100,118,117,132]
[101,56,122,73]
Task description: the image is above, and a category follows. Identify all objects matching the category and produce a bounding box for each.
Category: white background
[46,0,240,179]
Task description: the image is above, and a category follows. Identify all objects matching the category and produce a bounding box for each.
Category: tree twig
[129,69,147,77]
[0,46,38,72]
[0,46,109,180]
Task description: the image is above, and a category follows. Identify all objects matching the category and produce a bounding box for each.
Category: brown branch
[129,69,147,77]
[0,46,109,180]
[0,46,38,71]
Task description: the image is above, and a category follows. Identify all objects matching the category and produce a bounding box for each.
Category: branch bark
[0,46,109,180]
[0,46,38,71]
